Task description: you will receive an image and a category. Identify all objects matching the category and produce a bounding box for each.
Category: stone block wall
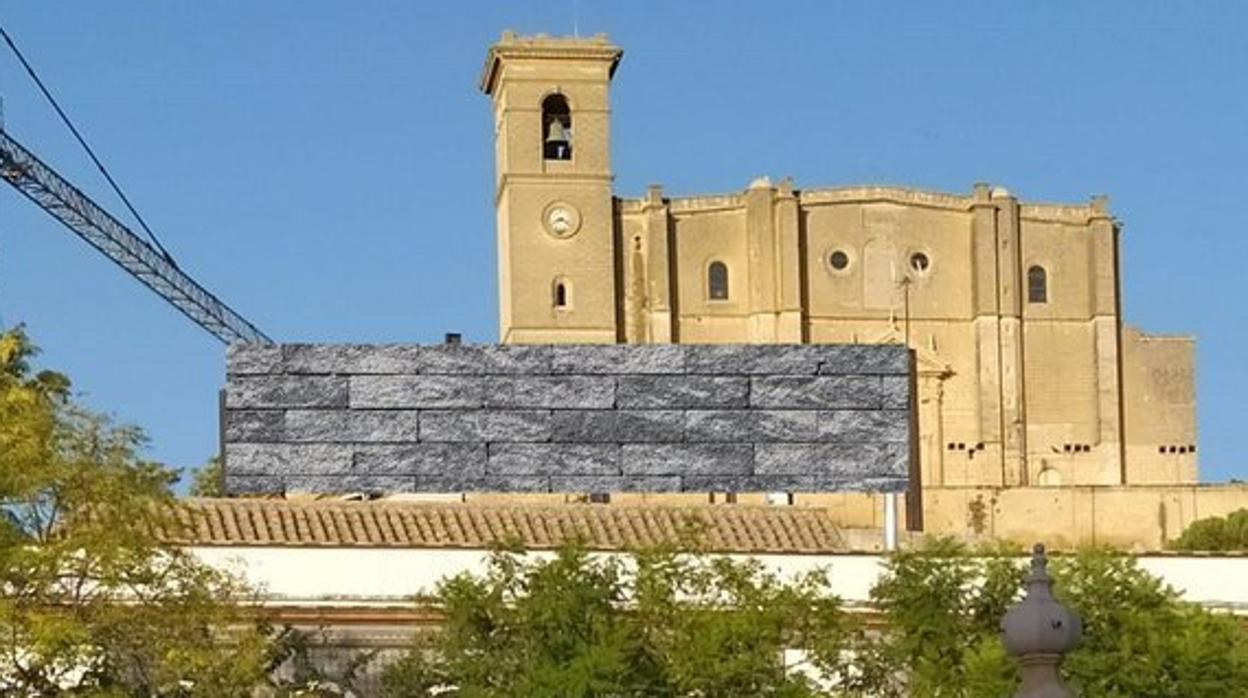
[222,344,913,495]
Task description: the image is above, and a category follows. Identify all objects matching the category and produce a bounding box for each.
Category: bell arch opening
[542,94,572,161]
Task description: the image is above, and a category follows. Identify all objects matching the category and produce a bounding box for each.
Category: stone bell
[1001,543,1083,698]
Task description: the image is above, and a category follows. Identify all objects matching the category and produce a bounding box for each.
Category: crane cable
[0,22,178,266]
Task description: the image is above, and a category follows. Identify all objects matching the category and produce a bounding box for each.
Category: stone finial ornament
[1001,543,1083,698]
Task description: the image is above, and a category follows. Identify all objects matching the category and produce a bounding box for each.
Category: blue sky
[0,2,1243,483]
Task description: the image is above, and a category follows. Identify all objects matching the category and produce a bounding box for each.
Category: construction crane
[0,24,271,345]
[0,130,272,344]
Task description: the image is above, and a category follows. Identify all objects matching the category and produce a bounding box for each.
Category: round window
[909,252,931,274]
[829,250,850,271]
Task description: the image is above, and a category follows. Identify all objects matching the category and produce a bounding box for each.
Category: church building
[480,31,1197,491]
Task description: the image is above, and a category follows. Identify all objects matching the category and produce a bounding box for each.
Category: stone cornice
[620,185,1107,225]
[800,186,975,211]
[480,33,623,95]
[496,172,614,205]
[617,193,745,215]
[804,186,1103,225]
[1019,204,1104,225]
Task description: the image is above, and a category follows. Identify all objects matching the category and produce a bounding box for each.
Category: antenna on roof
[573,0,580,37]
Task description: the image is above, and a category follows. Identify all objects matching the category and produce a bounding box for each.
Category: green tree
[0,326,274,695]
[845,537,1022,697]
[381,543,853,697]
[1054,549,1248,697]
[853,537,1248,698]
[188,456,225,498]
[1168,508,1248,551]
[393,535,1248,697]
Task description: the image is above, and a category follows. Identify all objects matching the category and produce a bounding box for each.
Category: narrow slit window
[708,261,729,300]
[541,94,572,161]
[1028,265,1048,304]
[553,280,568,309]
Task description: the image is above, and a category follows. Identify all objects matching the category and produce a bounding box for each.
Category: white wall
[191,547,1248,614]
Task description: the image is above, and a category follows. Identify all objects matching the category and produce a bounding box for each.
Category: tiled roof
[175,498,850,554]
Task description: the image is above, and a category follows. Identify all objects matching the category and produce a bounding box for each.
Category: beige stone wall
[614,183,1149,488]
[1122,326,1198,483]
[482,33,1200,490]
[796,485,1248,551]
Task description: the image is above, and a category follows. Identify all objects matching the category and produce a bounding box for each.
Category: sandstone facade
[481,32,1197,489]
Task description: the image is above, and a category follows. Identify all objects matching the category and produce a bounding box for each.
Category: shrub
[1169,508,1248,551]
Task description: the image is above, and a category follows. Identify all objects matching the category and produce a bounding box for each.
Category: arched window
[553,279,569,309]
[708,261,729,300]
[1027,265,1048,304]
[541,94,572,161]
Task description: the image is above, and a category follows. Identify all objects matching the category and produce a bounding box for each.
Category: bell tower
[480,32,622,344]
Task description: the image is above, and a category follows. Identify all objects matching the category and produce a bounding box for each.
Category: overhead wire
[0,22,178,265]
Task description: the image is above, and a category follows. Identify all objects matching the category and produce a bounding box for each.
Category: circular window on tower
[827,249,851,273]
[909,251,931,275]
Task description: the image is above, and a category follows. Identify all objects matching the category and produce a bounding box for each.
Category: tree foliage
[858,538,1248,697]
[381,543,853,697]
[0,326,276,695]
[845,537,1022,697]
[1055,550,1248,697]
[383,536,1248,697]
[188,456,225,498]
[1169,508,1248,551]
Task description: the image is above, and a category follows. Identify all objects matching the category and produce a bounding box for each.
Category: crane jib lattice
[0,129,272,345]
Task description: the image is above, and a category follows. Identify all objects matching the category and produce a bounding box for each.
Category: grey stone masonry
[223,343,913,495]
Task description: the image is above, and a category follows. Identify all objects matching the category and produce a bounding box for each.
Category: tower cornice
[480,32,623,96]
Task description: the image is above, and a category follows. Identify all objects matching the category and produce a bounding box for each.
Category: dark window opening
[829,250,850,271]
[1028,265,1048,304]
[708,261,729,300]
[542,94,572,161]
[767,492,794,506]
[554,280,568,309]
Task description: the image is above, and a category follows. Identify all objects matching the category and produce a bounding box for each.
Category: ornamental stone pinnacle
[1001,543,1083,698]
